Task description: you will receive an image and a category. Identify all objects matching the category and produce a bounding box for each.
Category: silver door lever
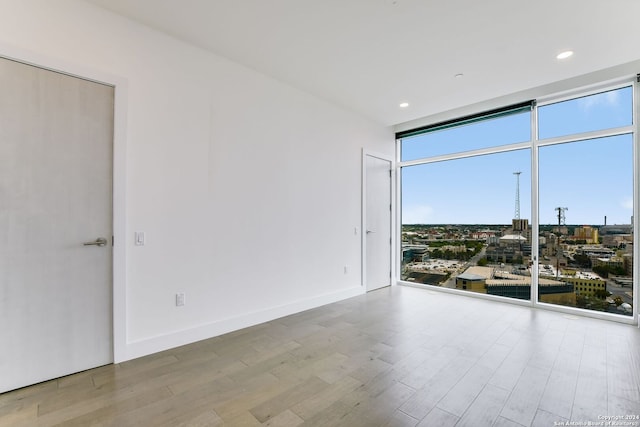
[366,230,375,234]
[83,237,108,247]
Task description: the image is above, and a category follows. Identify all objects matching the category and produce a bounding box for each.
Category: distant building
[574,246,616,268]
[593,257,624,271]
[559,274,606,297]
[402,245,429,263]
[511,218,531,243]
[471,230,496,240]
[602,234,632,248]
[455,266,575,305]
[512,218,528,232]
[456,272,486,292]
[499,234,527,246]
[573,225,599,244]
[485,232,530,265]
[405,271,448,285]
[552,226,569,235]
[485,246,518,263]
[600,224,633,235]
[623,253,633,276]
[540,233,557,258]
[487,235,500,245]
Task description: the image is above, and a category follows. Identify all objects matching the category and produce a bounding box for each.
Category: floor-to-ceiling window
[536,85,635,317]
[399,82,636,320]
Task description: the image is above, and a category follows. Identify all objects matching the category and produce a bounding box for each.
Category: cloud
[577,90,620,112]
[621,196,633,210]
[402,205,434,224]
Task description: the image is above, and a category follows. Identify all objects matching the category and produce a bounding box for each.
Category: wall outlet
[176,292,185,307]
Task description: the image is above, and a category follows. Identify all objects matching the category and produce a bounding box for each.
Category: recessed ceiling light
[454,73,464,78]
[556,50,574,60]
[399,102,409,108]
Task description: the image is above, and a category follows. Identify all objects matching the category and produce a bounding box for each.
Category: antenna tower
[513,172,521,220]
[555,207,568,226]
[554,207,568,279]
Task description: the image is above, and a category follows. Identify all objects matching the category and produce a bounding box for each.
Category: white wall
[0,0,394,361]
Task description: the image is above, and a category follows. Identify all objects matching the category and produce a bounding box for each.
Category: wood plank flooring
[1,286,639,426]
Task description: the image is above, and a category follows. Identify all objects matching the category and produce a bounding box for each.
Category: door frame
[0,42,129,363]
[361,149,395,290]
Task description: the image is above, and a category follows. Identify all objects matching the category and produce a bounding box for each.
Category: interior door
[0,57,114,393]
[365,154,392,291]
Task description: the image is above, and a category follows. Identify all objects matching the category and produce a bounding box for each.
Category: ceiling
[84,0,640,126]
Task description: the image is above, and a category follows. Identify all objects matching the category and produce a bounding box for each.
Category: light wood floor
[2,286,639,426]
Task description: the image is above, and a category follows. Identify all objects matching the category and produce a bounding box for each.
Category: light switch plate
[176,293,185,307]
[135,231,145,246]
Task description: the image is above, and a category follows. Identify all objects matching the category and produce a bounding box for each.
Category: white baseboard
[119,286,364,362]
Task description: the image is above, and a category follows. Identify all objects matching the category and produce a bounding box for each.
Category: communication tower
[513,171,521,220]
[555,207,568,226]
[554,207,568,279]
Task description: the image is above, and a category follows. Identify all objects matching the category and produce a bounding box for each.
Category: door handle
[366,230,376,234]
[83,237,108,247]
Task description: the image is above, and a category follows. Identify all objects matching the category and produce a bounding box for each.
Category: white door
[364,154,392,291]
[0,57,114,393]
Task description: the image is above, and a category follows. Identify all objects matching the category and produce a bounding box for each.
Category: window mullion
[537,125,634,148]
[531,103,540,306]
[398,141,532,168]
[634,77,640,326]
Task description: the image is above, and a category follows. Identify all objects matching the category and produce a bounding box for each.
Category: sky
[401,86,634,225]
